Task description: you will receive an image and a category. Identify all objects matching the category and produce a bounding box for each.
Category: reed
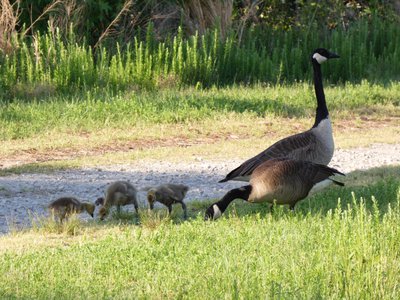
[0,17,399,101]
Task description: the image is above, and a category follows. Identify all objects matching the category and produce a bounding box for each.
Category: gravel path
[0,143,399,234]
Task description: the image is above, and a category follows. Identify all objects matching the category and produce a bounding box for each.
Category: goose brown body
[223,123,334,182]
[205,158,344,220]
[99,181,139,220]
[248,158,343,206]
[48,197,95,221]
[147,184,189,219]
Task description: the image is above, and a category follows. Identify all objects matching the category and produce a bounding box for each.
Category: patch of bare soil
[1,117,398,169]
[0,134,241,169]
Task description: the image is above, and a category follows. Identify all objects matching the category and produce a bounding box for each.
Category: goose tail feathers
[330,179,345,186]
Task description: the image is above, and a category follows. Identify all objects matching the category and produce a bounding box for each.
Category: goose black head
[204,204,222,221]
[311,48,340,64]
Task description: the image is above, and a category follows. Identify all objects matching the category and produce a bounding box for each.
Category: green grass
[1,82,399,141]
[0,82,398,174]
[0,177,399,299]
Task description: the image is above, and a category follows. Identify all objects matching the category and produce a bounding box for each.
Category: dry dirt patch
[1,117,398,170]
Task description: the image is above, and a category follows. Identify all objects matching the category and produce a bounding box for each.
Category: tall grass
[0,180,399,299]
[0,17,399,100]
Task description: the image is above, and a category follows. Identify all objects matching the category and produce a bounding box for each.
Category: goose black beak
[90,213,94,218]
[329,52,340,59]
[204,205,216,221]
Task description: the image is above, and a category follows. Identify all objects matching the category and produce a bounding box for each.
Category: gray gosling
[147,184,189,219]
[205,158,344,220]
[48,197,95,222]
[98,181,139,220]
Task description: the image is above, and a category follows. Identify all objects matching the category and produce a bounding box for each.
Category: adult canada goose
[219,48,340,183]
[205,158,344,220]
[98,181,139,220]
[147,184,189,219]
[48,197,95,222]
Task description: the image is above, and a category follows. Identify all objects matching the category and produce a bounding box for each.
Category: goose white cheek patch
[313,53,328,64]
[213,204,222,219]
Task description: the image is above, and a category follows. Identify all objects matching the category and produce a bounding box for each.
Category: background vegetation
[1,0,400,100]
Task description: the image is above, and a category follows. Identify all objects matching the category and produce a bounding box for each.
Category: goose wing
[251,159,343,202]
[291,161,345,199]
[48,197,80,208]
[165,184,188,200]
[114,181,137,196]
[152,185,177,202]
[294,161,344,186]
[220,130,317,182]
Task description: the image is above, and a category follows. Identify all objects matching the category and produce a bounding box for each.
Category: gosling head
[204,204,222,221]
[95,197,104,206]
[98,206,108,220]
[181,185,189,196]
[147,189,158,210]
[83,202,95,218]
[311,48,340,64]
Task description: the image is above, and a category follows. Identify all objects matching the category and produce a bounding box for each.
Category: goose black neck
[312,61,329,128]
[216,186,252,213]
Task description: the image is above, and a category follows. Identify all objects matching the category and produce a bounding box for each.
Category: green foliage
[1,17,400,99]
[236,0,400,31]
[14,0,400,43]
[0,180,400,299]
[16,0,128,43]
[1,82,399,141]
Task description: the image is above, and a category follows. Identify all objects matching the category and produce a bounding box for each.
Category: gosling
[147,184,189,219]
[48,196,95,222]
[98,181,139,220]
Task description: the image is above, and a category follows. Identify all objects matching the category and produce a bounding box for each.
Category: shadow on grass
[94,205,205,228]
[0,163,76,176]
[185,94,307,118]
